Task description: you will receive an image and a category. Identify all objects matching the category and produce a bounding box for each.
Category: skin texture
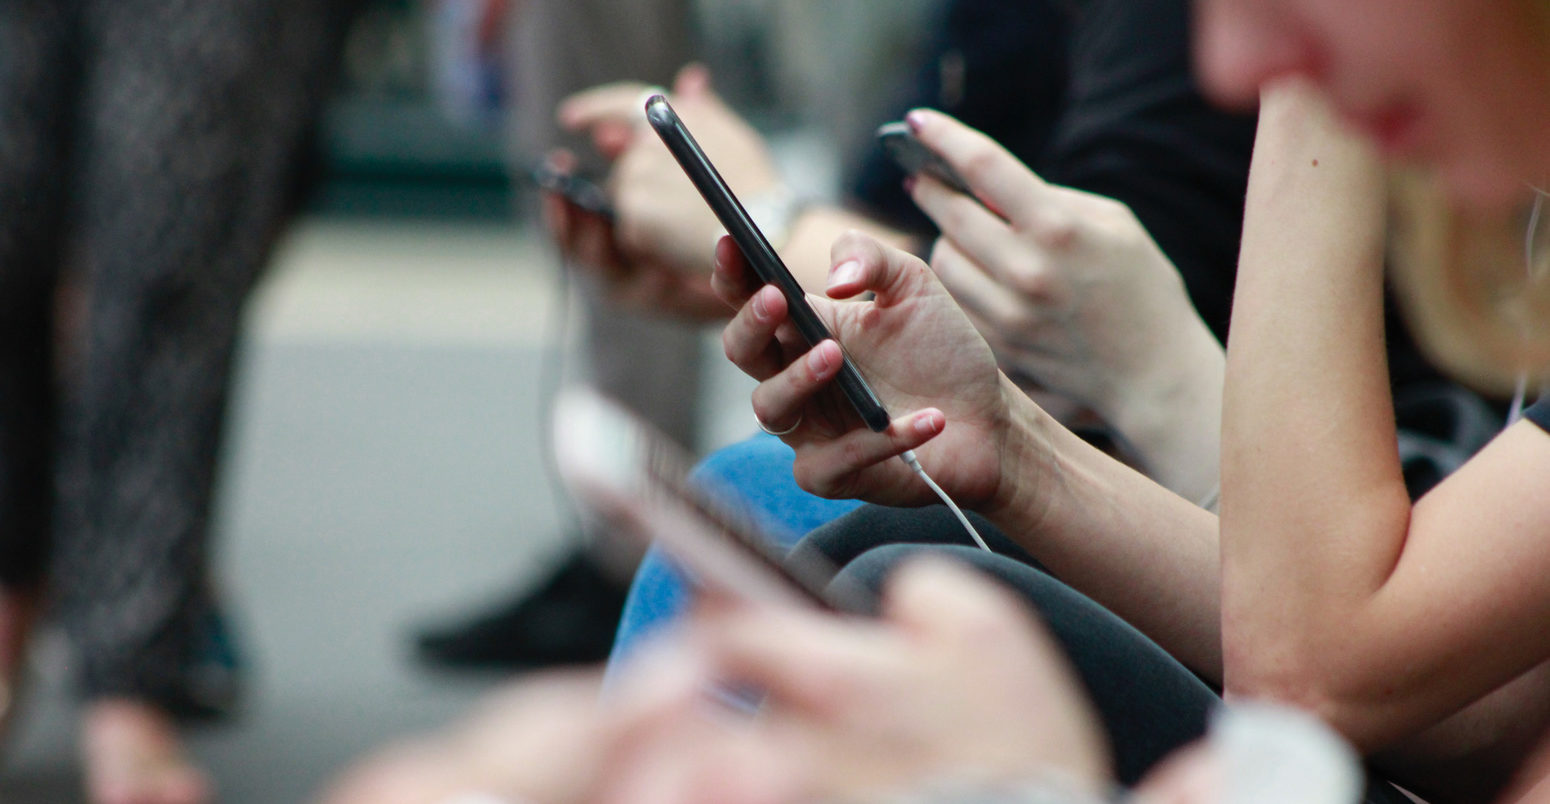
[1193,0,1550,208]
[545,64,911,315]
[711,232,1225,679]
[1220,82,1550,803]
[320,560,1117,804]
[903,109,1225,505]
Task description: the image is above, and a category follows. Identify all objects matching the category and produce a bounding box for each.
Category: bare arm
[1221,81,1550,751]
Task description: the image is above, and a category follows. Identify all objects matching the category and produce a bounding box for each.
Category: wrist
[742,183,808,252]
[1100,319,1225,504]
[979,374,1063,535]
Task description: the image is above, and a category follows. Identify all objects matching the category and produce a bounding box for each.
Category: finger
[749,340,845,434]
[672,62,712,98]
[928,237,1034,333]
[826,230,937,307]
[540,190,571,244]
[906,108,1075,245]
[558,81,656,130]
[909,171,1020,262]
[570,204,628,281]
[711,235,763,307]
[792,409,946,495]
[880,557,1048,645]
[690,603,894,718]
[722,285,793,381]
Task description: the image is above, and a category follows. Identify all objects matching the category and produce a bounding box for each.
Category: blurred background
[0,1,934,800]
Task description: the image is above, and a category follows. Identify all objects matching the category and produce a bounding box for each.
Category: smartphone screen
[643,94,892,433]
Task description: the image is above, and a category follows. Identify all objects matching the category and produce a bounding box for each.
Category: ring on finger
[756,411,803,437]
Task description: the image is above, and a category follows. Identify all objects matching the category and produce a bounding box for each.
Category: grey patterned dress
[0,0,352,715]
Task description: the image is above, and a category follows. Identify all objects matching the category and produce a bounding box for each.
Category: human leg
[831,542,1412,802]
[604,434,863,683]
[417,0,704,672]
[57,0,344,798]
[0,0,78,736]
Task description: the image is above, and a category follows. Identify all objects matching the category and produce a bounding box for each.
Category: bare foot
[82,699,212,804]
[0,584,42,739]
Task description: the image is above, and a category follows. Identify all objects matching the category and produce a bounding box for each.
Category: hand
[317,672,609,804]
[687,558,1114,800]
[712,230,1036,511]
[558,64,783,278]
[319,662,797,804]
[904,109,1222,433]
[540,149,728,320]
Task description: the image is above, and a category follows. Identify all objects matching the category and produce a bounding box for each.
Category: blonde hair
[1387,171,1550,395]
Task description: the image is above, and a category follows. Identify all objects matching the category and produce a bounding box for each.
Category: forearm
[986,379,1224,680]
[1219,82,1414,709]
[781,206,917,293]
[1103,316,1226,508]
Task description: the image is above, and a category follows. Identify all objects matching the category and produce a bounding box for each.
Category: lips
[1345,102,1426,156]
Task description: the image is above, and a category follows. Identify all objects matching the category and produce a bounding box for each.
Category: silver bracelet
[742,184,808,251]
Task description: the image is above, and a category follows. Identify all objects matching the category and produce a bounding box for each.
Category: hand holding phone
[877,121,975,196]
[532,160,615,221]
[644,94,892,432]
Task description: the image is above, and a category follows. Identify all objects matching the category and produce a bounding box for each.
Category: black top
[1524,396,1550,432]
[846,0,1255,343]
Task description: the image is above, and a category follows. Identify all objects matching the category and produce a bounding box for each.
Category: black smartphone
[876,121,974,196]
[644,94,892,433]
[531,161,615,221]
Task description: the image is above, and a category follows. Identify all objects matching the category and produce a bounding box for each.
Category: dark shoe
[414,549,629,671]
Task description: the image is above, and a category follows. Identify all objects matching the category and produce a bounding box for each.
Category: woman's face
[1195,0,1550,207]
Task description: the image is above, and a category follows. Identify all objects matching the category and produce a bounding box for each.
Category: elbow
[1222,626,1393,752]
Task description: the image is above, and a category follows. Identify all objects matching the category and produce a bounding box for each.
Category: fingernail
[902,175,917,194]
[830,259,863,288]
[914,410,943,436]
[906,109,927,133]
[807,342,834,375]
[752,288,770,319]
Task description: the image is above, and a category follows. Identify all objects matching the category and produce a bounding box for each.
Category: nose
[1193,0,1320,107]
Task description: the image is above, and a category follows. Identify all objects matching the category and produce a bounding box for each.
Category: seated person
[552,0,1258,673]
[322,558,1371,804]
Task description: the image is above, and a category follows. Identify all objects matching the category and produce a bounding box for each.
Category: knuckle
[791,460,835,497]
[960,150,1001,189]
[1008,266,1053,300]
[721,326,743,363]
[1033,217,1080,251]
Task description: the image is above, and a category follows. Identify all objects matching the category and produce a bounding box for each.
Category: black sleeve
[1525,396,1550,433]
[1039,0,1257,343]
[844,0,1071,236]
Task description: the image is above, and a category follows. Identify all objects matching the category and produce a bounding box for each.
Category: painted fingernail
[830,259,863,288]
[807,342,834,375]
[905,109,927,133]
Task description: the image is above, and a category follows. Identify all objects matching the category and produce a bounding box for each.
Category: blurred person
[413,0,701,673]
[705,73,1550,804]
[574,0,1493,702]
[0,0,353,801]
[323,558,1367,804]
[550,0,1259,676]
